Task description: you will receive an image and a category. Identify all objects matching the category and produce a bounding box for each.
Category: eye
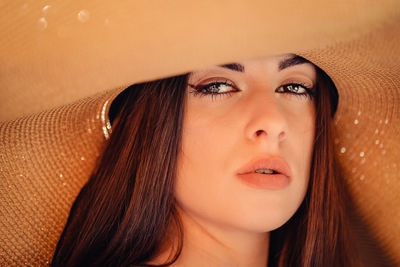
[188,80,240,100]
[275,83,315,100]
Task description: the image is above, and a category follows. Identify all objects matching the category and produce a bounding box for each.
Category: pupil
[288,85,297,92]
[210,85,219,93]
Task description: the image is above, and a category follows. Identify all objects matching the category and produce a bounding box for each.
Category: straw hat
[0,1,399,266]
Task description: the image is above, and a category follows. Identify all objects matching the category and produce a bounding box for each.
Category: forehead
[239,54,298,66]
[189,54,316,79]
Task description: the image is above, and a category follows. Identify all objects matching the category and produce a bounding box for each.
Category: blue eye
[188,81,240,100]
[276,83,315,100]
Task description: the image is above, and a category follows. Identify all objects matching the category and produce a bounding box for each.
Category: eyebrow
[215,55,311,73]
[278,55,312,71]
[217,63,245,72]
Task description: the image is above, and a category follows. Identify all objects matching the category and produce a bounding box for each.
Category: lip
[236,156,292,190]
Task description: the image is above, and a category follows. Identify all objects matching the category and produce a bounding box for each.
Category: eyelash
[188,81,240,101]
[276,83,315,100]
[188,80,315,100]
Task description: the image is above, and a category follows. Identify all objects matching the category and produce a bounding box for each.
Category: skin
[160,54,316,267]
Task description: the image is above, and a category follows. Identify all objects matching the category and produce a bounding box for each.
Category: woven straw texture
[0,90,121,266]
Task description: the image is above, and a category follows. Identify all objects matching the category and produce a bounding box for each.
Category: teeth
[255,169,274,174]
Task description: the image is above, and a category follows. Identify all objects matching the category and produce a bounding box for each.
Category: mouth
[254,169,279,174]
[237,156,292,178]
[236,156,292,190]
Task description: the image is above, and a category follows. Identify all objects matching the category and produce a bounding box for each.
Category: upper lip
[237,156,292,178]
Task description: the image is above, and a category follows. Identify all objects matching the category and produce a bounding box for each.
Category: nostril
[256,130,265,136]
[254,129,286,140]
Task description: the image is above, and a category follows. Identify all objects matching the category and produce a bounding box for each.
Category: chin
[222,206,299,234]
[246,215,294,233]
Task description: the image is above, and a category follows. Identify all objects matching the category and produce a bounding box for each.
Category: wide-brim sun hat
[0,1,399,266]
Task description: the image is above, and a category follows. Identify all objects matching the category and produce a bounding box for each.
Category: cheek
[177,100,240,176]
[175,110,233,204]
[282,105,315,209]
[287,104,315,172]
[174,105,246,229]
[179,111,233,168]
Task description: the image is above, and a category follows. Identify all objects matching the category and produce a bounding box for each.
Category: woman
[52,54,355,266]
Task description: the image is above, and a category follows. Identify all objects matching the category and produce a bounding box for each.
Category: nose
[244,90,288,145]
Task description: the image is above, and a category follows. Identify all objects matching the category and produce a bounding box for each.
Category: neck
[151,207,270,267]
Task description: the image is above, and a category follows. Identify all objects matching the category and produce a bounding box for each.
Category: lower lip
[237,173,290,190]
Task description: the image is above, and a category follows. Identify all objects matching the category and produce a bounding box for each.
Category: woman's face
[175,54,316,233]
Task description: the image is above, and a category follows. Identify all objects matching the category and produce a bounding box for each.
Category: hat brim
[1,0,399,121]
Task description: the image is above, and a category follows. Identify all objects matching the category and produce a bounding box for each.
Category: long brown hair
[52,62,358,266]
